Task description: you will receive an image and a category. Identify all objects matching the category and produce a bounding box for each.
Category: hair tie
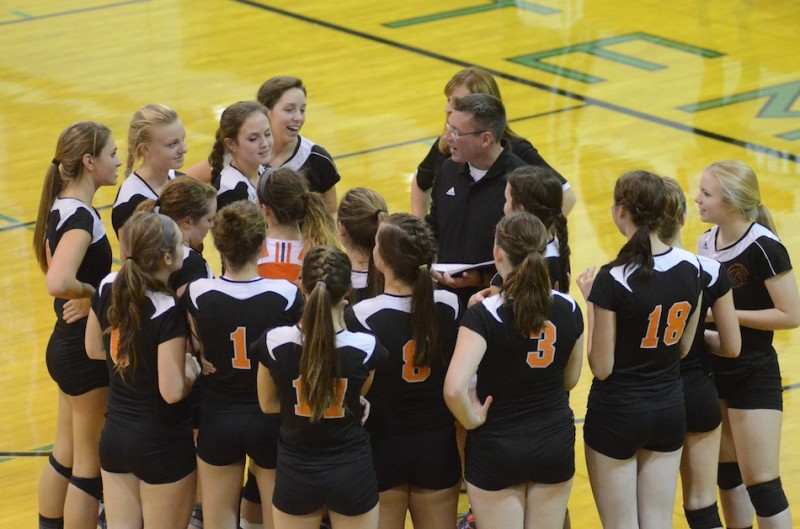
[126,256,137,264]
[316,279,326,288]
[52,158,61,167]
[418,263,430,271]
[154,198,161,214]
[374,208,386,218]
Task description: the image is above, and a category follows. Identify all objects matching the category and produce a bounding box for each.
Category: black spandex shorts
[196,408,280,468]
[466,410,575,491]
[272,440,378,517]
[714,355,783,411]
[681,368,722,433]
[100,419,195,484]
[583,404,685,460]
[371,424,461,492]
[46,322,108,396]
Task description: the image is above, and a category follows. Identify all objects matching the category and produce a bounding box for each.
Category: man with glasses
[427,93,528,306]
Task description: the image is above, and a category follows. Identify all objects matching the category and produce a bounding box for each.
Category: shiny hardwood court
[1,1,798,527]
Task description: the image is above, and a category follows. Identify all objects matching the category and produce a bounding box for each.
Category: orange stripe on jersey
[257,239,305,283]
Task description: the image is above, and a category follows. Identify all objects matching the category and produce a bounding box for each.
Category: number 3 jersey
[587,247,702,413]
[460,291,583,428]
[254,326,387,454]
[345,291,462,436]
[184,277,303,410]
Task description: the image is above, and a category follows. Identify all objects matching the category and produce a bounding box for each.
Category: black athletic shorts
[681,367,722,433]
[46,322,108,396]
[714,355,783,411]
[583,404,685,460]
[272,439,378,516]
[371,424,461,492]
[100,418,196,484]
[466,410,575,491]
[196,407,280,468]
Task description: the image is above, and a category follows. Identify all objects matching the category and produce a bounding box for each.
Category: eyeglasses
[446,122,486,139]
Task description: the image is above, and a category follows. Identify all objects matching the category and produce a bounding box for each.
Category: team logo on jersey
[446,187,456,196]
[727,263,749,289]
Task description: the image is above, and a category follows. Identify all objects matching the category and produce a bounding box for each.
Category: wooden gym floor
[0,1,798,527]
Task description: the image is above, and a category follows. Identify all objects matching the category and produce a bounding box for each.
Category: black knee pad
[717,462,743,490]
[241,471,261,503]
[38,514,64,529]
[684,502,722,529]
[746,478,788,518]
[48,453,72,480]
[70,475,102,501]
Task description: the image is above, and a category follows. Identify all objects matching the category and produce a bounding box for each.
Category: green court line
[0,1,146,26]
[384,0,558,28]
[777,130,800,141]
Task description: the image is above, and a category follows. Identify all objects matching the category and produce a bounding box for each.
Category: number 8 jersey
[587,247,702,412]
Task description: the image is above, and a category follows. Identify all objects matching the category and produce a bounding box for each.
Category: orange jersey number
[230,326,251,369]
[401,340,431,383]
[527,321,557,368]
[640,301,692,349]
[292,377,349,419]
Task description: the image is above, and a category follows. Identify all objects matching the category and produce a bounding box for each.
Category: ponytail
[496,212,552,336]
[410,262,438,366]
[605,224,656,278]
[33,163,65,273]
[553,212,571,293]
[602,170,666,279]
[755,204,777,235]
[299,280,340,422]
[301,191,340,249]
[208,133,226,188]
[299,246,351,422]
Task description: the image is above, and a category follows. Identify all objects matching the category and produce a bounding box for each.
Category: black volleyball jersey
[266,136,340,194]
[698,223,792,374]
[46,198,112,325]
[459,291,583,427]
[111,170,181,236]
[93,273,190,430]
[255,326,387,453]
[682,255,733,374]
[587,247,702,412]
[169,246,213,292]
[345,291,461,434]
[185,276,303,408]
[216,165,257,211]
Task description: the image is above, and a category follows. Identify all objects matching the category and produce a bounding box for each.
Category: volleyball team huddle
[34,69,797,529]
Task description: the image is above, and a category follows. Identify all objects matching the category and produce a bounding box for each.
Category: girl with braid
[85,211,201,529]
[337,187,388,304]
[210,101,272,211]
[445,212,584,529]
[346,213,461,529]
[255,246,386,529]
[577,170,703,528]
[34,121,120,529]
[503,165,571,293]
[112,104,187,238]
